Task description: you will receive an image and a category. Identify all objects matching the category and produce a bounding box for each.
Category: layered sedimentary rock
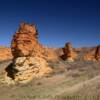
[5,23,52,84]
[84,45,100,61]
[61,42,77,62]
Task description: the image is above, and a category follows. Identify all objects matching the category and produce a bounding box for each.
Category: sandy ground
[0,60,100,100]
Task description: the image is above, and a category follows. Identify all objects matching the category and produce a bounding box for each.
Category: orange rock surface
[11,23,43,58]
[5,22,53,84]
[61,42,77,61]
[0,47,12,61]
[84,45,100,61]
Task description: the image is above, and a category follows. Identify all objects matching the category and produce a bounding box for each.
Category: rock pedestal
[61,42,76,62]
[5,23,52,84]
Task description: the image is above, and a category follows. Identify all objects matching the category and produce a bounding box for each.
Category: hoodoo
[5,23,52,84]
[61,42,77,62]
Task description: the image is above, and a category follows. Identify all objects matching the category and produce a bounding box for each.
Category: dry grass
[0,60,100,100]
[53,75,100,100]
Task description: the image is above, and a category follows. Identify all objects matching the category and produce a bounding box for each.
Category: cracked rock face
[5,23,52,84]
[13,57,52,83]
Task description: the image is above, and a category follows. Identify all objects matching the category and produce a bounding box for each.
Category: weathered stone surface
[13,57,52,83]
[11,23,40,58]
[0,47,12,61]
[61,42,77,61]
[84,45,100,61]
[84,53,95,61]
[5,22,53,84]
[18,22,38,38]
[11,23,59,60]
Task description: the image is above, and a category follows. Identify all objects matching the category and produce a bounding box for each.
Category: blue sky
[0,0,100,48]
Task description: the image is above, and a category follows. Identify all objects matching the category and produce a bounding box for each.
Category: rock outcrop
[0,47,12,61]
[5,23,52,84]
[84,45,100,61]
[95,45,100,61]
[5,57,52,84]
[11,23,44,58]
[61,42,77,62]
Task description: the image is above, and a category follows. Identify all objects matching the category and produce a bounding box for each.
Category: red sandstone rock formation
[0,47,12,61]
[5,23,52,84]
[11,23,42,58]
[84,45,100,61]
[11,22,59,61]
[61,42,77,61]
